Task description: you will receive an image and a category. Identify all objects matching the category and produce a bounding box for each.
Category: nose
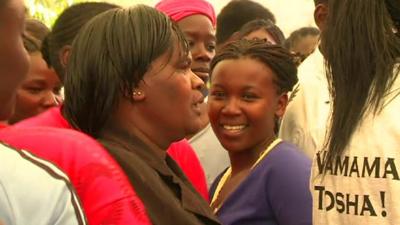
[190,70,205,91]
[221,97,241,116]
[192,43,214,62]
[42,91,59,108]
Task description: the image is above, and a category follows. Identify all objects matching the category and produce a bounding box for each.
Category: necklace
[210,138,282,213]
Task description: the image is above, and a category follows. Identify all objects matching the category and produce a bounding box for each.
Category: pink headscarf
[155,0,216,27]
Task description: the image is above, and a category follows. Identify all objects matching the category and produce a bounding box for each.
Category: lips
[191,67,210,83]
[192,93,205,115]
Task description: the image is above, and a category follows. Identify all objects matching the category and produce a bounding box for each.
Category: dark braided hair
[237,19,286,46]
[211,39,297,94]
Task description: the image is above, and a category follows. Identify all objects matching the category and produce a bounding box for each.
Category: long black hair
[63,5,189,138]
[321,0,400,168]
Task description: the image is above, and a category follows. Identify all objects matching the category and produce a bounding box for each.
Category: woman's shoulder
[267,140,311,164]
[255,140,311,180]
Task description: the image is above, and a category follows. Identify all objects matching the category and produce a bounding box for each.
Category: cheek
[10,39,29,80]
[0,41,29,89]
[172,75,192,101]
[248,104,276,128]
[207,100,218,119]
[16,89,43,108]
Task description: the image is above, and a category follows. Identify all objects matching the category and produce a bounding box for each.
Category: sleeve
[0,181,14,225]
[0,145,87,225]
[266,147,312,225]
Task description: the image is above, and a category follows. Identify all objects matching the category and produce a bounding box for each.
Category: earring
[133,91,142,96]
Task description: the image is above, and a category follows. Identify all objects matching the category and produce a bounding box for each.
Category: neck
[229,135,276,175]
[111,99,172,151]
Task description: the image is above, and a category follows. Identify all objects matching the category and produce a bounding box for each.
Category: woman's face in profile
[137,40,205,142]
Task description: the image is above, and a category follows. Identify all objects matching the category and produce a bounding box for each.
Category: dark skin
[208,58,287,211]
[177,14,216,138]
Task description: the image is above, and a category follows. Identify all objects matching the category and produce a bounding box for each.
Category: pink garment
[14,106,71,129]
[0,126,151,225]
[16,106,209,199]
[169,139,209,200]
[155,0,216,27]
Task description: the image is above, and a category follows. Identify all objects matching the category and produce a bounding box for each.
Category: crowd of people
[0,0,399,224]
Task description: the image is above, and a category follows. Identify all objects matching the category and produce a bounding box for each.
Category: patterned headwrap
[155,0,216,27]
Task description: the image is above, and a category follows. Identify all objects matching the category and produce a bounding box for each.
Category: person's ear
[275,93,289,118]
[314,3,328,32]
[58,45,71,68]
[132,89,145,101]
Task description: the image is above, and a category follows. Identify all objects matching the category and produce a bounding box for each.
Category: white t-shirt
[0,142,86,225]
[279,49,330,159]
[311,70,400,224]
[189,124,230,187]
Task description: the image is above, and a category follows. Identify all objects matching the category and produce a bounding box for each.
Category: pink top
[16,106,209,199]
[169,139,209,200]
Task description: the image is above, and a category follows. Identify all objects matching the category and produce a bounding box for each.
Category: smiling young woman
[208,39,312,225]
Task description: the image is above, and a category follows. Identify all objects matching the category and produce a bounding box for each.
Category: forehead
[211,58,275,84]
[178,14,215,37]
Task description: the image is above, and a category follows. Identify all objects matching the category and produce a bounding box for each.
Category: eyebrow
[184,31,216,41]
[211,83,259,90]
[23,78,47,84]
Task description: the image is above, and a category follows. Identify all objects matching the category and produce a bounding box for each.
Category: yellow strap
[210,138,282,210]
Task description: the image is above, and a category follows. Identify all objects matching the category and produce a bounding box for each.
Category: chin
[186,118,204,136]
[218,140,246,153]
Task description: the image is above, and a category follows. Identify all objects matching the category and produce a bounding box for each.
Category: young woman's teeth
[223,125,245,131]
